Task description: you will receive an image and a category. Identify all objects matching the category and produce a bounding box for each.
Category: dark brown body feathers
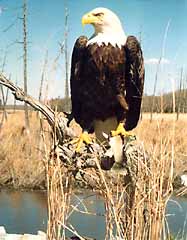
[70,35,144,132]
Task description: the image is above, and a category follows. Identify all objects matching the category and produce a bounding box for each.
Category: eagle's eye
[93,12,104,17]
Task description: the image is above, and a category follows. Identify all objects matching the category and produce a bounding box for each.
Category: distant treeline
[142,89,187,113]
[1,89,187,113]
[50,97,71,112]
[0,104,33,111]
[49,89,187,114]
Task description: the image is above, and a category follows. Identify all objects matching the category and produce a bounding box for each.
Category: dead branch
[0,73,75,142]
[39,50,48,102]
[0,85,9,127]
[176,67,183,120]
[22,0,30,131]
[64,6,69,100]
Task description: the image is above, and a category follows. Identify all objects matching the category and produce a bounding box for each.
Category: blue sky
[0,0,187,101]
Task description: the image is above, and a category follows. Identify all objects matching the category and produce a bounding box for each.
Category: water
[166,196,187,237]
[0,190,105,239]
[0,190,187,239]
[0,191,47,234]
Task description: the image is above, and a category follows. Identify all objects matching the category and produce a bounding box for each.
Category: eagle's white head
[82,7,127,47]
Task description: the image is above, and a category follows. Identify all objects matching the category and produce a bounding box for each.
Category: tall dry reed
[1,110,187,239]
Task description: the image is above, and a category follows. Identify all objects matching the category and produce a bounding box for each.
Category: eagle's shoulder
[125,36,142,58]
[71,36,88,73]
[74,35,88,49]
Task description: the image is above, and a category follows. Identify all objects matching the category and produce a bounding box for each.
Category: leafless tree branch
[0,73,75,142]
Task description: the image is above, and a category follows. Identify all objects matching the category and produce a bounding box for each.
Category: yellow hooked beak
[81,13,98,26]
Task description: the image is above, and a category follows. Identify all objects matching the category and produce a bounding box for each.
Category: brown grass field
[137,113,187,175]
[0,110,187,189]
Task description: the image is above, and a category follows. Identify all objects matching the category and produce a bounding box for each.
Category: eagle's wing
[70,36,88,125]
[124,36,145,131]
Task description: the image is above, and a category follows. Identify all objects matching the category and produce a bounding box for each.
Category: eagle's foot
[111,123,136,140]
[71,132,92,152]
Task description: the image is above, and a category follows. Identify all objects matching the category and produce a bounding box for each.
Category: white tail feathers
[94,117,118,143]
[94,117,123,163]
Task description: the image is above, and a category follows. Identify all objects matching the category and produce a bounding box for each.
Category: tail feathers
[109,135,123,163]
[94,117,118,143]
[94,117,123,163]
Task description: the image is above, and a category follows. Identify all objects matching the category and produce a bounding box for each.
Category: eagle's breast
[79,43,126,121]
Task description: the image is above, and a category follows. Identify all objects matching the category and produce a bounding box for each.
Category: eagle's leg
[71,131,92,152]
[111,122,134,138]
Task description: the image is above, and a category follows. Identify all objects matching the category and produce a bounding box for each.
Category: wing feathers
[70,36,88,126]
[125,36,145,130]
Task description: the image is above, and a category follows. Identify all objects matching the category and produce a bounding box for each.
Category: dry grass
[46,157,72,240]
[1,111,186,176]
[45,113,186,239]
[0,111,187,239]
[92,137,173,239]
[136,113,187,177]
[0,111,186,187]
[0,110,49,188]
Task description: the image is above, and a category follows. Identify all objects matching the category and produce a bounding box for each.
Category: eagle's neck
[87,25,127,48]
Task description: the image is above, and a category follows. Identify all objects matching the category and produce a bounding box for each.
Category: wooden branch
[0,73,75,141]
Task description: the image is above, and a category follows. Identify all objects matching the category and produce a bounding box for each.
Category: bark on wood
[0,73,75,142]
[23,0,30,132]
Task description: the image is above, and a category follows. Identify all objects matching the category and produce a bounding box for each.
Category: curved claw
[71,132,92,152]
[111,123,135,139]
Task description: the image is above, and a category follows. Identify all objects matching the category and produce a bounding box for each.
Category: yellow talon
[72,132,92,152]
[111,123,134,138]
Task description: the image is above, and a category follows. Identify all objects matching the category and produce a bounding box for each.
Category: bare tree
[0,50,9,127]
[0,87,9,129]
[64,6,70,112]
[22,0,30,132]
[160,91,163,114]
[39,51,48,102]
[176,67,183,120]
[182,74,187,113]
[150,20,171,121]
[13,78,18,112]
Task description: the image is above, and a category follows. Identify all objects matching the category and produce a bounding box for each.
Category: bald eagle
[70,7,144,161]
